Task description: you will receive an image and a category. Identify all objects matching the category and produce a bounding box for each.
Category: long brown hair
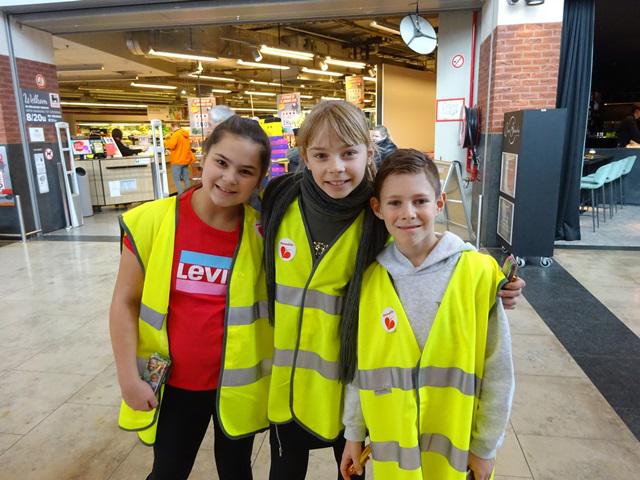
[202,115,271,178]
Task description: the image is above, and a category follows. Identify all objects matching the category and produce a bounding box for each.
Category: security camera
[507,0,520,4]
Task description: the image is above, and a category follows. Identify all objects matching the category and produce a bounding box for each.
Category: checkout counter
[72,138,156,207]
[76,155,156,206]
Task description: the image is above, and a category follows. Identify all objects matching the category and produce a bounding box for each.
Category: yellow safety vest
[358,251,505,479]
[117,195,272,445]
[268,198,364,441]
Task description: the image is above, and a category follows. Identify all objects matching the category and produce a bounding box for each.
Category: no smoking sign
[451,54,465,69]
[44,148,54,160]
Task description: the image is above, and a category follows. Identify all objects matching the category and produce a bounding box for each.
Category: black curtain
[555,0,595,241]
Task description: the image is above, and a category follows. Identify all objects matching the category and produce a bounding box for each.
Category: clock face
[400,14,437,55]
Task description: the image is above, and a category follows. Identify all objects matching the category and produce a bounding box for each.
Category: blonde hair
[298,100,376,178]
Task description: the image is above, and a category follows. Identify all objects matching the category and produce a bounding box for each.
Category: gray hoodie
[342,232,515,459]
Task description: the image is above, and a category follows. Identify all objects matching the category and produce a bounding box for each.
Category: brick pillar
[0,53,64,234]
[478,23,562,134]
[474,15,563,246]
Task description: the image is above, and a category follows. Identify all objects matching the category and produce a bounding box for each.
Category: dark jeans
[147,384,254,480]
[269,421,365,480]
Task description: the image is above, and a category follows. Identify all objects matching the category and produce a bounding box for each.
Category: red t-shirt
[124,188,240,390]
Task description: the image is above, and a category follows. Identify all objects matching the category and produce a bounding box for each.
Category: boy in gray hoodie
[340,149,514,480]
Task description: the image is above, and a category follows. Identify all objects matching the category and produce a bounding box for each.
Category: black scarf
[262,169,388,383]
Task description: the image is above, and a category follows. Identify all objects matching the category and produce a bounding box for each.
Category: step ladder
[435,159,475,242]
[55,122,82,228]
[150,119,169,199]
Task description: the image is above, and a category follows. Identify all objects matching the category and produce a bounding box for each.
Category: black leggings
[147,384,254,480]
[269,421,365,480]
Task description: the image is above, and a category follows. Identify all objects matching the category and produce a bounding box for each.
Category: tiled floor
[0,213,639,479]
[555,204,640,247]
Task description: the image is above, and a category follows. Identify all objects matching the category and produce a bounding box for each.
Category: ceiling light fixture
[245,91,277,96]
[211,89,232,94]
[60,101,148,109]
[363,76,377,82]
[58,76,139,83]
[130,82,177,90]
[250,80,282,86]
[148,48,218,63]
[237,59,290,70]
[369,21,401,36]
[324,57,366,69]
[299,94,314,99]
[319,60,329,71]
[301,67,344,77]
[259,45,314,61]
[251,47,263,62]
[57,64,104,72]
[188,73,235,82]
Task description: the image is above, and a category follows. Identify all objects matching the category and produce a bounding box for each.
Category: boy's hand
[121,377,158,411]
[467,452,495,480]
[467,452,496,480]
[340,440,363,479]
[498,276,526,309]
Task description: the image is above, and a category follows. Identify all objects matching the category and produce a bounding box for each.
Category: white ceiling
[53,36,173,80]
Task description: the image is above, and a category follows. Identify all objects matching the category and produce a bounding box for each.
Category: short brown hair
[374,148,441,198]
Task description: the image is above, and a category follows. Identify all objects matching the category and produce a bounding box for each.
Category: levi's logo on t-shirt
[175,250,232,296]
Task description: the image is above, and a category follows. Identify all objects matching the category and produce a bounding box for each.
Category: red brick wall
[0,55,21,144]
[478,22,562,134]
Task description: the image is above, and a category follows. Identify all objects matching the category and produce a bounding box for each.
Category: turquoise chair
[580,163,613,232]
[604,159,626,217]
[619,155,637,206]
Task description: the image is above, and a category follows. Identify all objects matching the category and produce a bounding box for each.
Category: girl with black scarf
[261,101,386,479]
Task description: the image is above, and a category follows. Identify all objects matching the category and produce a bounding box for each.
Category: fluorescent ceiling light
[301,67,344,77]
[57,64,104,72]
[363,76,377,82]
[60,101,148,109]
[131,82,177,90]
[321,96,343,101]
[260,45,314,61]
[299,95,314,99]
[237,59,290,70]
[324,57,366,69]
[148,48,218,63]
[233,107,278,112]
[369,21,400,35]
[245,91,277,96]
[58,76,139,83]
[364,99,373,103]
[211,89,232,94]
[250,80,282,86]
[188,73,235,82]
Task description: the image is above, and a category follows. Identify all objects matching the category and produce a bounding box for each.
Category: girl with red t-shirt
[110,116,271,480]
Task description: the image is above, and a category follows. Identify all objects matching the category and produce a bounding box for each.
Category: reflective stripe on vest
[358,251,504,479]
[356,365,481,397]
[118,197,271,444]
[268,198,363,441]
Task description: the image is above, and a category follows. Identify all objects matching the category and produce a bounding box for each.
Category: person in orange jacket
[165,122,195,194]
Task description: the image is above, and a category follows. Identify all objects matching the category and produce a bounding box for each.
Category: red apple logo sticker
[278,238,296,261]
[381,308,397,333]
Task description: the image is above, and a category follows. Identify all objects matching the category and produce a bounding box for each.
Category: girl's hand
[340,440,363,479]
[121,377,158,411]
[467,452,495,480]
[498,276,526,309]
